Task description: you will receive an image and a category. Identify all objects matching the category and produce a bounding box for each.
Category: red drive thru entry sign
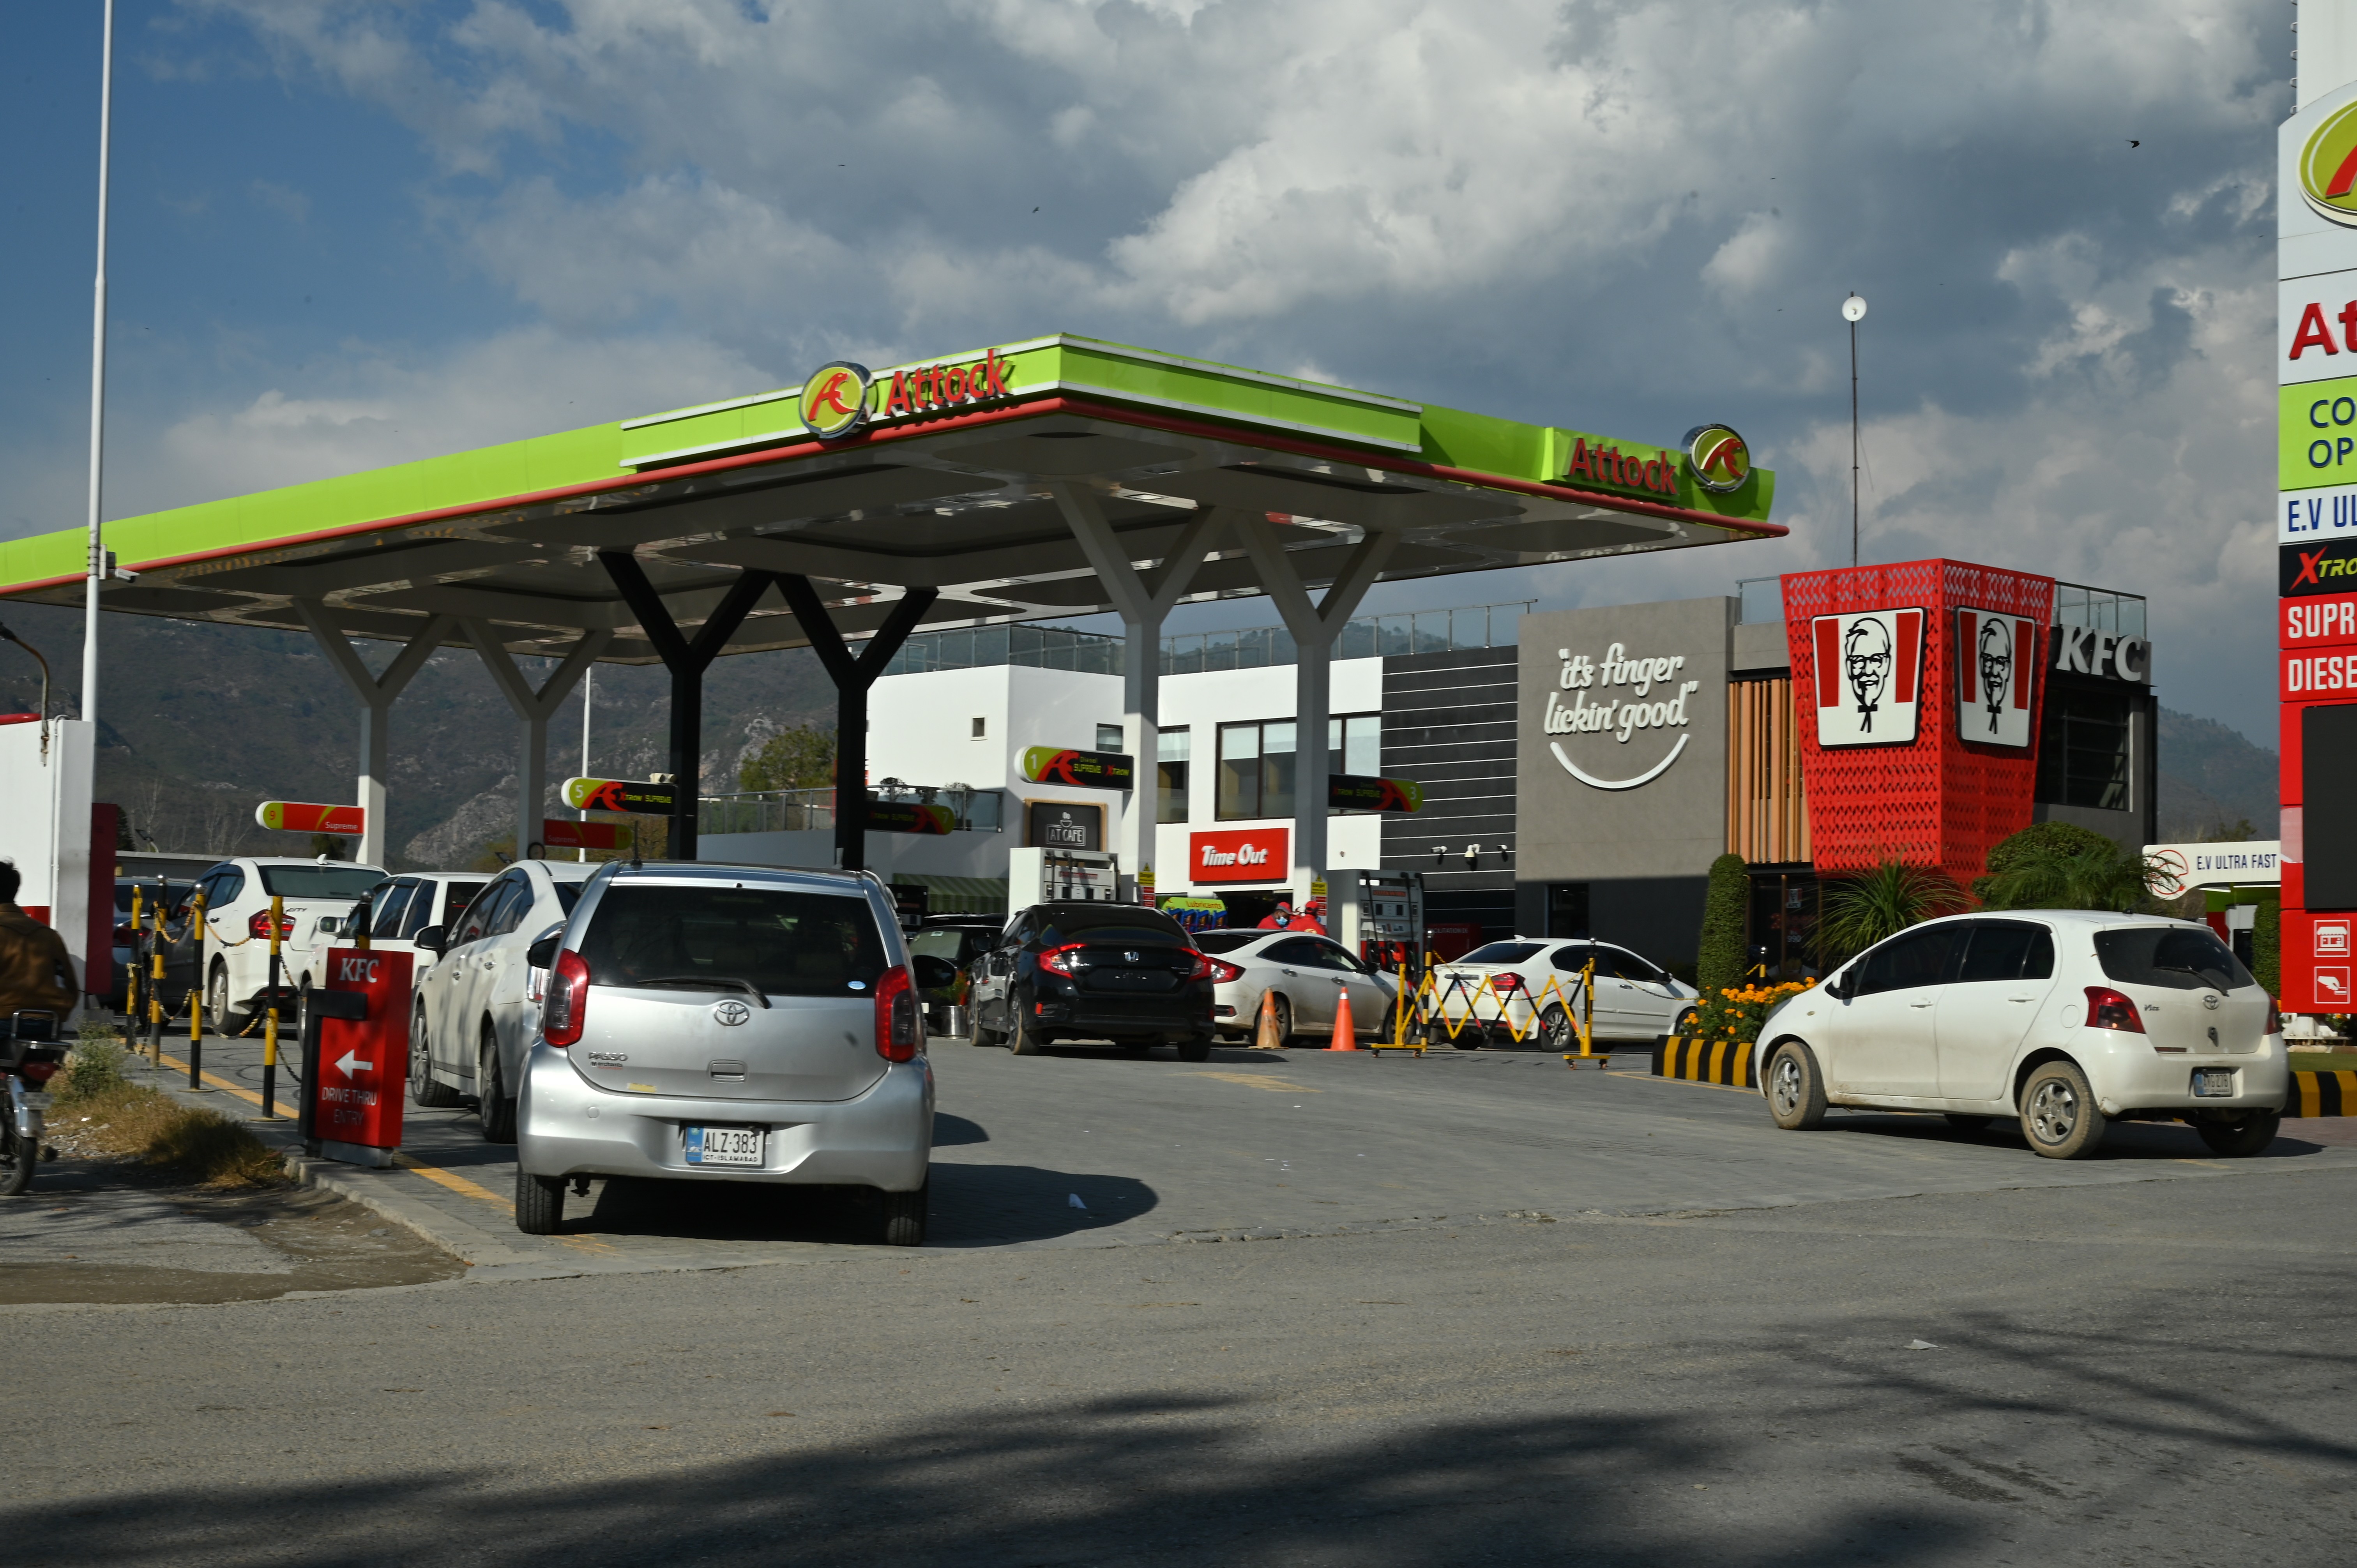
[312,947,413,1162]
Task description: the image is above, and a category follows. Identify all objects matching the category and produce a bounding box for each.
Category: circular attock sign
[1682,424,1753,494]
[799,362,874,440]
[2302,100,2357,229]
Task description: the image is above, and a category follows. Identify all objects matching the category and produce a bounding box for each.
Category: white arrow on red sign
[333,1050,375,1078]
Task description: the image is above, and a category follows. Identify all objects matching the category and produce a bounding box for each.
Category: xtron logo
[2283,540,2357,597]
[2301,100,2357,230]
[799,362,873,440]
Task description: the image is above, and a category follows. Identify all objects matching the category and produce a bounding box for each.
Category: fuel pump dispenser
[1327,869,1425,973]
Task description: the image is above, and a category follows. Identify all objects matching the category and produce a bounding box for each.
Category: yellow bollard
[260,895,284,1118]
[186,891,207,1090]
[122,884,143,1050]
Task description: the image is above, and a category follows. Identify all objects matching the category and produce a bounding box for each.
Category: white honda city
[1753,911,2288,1159]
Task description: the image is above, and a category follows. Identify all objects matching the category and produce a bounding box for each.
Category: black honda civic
[967,902,1218,1060]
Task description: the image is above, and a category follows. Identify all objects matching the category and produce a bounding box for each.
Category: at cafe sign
[1541,641,1702,790]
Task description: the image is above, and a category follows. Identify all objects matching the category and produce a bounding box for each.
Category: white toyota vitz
[1753,911,2288,1159]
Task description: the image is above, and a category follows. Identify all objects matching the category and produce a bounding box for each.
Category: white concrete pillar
[1231,521,1396,907]
[463,623,613,862]
[296,604,456,868]
[1048,487,1227,897]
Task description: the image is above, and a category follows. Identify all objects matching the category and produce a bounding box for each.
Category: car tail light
[113,921,137,943]
[21,1060,57,1084]
[2265,996,2283,1036]
[248,909,294,941]
[1200,953,1244,983]
[541,950,591,1047]
[2083,985,2144,1033]
[875,964,919,1063]
[1037,942,1085,977]
[1493,971,1525,994]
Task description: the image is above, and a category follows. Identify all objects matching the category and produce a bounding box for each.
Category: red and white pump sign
[311,948,413,1151]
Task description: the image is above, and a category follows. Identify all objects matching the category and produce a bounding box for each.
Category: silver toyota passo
[513,862,936,1244]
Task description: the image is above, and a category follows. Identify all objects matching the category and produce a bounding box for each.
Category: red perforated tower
[1783,560,2054,891]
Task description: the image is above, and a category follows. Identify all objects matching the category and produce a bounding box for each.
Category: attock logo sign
[2300,99,2357,230]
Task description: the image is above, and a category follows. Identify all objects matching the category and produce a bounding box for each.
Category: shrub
[1817,860,1968,966]
[1689,979,1813,1047]
[60,1035,129,1100]
[1697,853,1749,996]
[2254,899,2281,998]
[742,724,836,792]
[1971,821,2117,903]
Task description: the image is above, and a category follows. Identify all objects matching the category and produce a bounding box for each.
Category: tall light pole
[81,0,116,726]
[1842,292,1867,568]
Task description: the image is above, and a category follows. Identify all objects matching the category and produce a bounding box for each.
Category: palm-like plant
[1977,841,2158,914]
[1816,859,1968,966]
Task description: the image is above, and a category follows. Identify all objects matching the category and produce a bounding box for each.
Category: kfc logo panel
[1953,607,2037,749]
[1811,608,1925,747]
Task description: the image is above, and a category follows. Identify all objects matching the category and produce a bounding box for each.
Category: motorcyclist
[0,859,80,1023]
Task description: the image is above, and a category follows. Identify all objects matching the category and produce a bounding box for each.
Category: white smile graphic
[1550,735,1688,791]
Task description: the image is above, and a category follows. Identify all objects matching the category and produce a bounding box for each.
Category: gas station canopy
[0,333,1780,656]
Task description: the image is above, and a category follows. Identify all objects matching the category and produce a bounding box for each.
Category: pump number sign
[562,777,679,814]
[256,801,365,835]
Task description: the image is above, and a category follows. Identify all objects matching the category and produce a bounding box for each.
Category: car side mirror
[415,925,447,957]
[912,954,958,991]
[526,934,561,969]
[1824,974,1848,1000]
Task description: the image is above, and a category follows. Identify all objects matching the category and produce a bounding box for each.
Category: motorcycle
[2,1010,63,1197]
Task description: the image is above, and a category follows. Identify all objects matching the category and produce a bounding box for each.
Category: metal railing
[698,787,1006,836]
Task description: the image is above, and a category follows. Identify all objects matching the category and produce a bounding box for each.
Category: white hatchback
[1754,912,2289,1158]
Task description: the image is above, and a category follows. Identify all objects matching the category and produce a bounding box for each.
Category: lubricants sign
[311,947,412,1152]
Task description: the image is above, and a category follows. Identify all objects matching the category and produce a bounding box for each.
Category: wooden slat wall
[1727,676,1811,865]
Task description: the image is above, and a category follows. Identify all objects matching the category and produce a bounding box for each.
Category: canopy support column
[462,623,611,863]
[599,554,774,862]
[773,577,939,874]
[1051,485,1227,898]
[1232,523,1396,909]
[293,604,456,868]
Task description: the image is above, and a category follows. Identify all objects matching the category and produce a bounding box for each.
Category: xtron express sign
[1541,641,1703,790]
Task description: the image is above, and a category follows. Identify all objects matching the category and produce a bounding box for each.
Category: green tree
[741,724,836,792]
[2253,897,2281,998]
[1817,859,1968,967]
[1975,822,2156,913]
[1697,853,1749,994]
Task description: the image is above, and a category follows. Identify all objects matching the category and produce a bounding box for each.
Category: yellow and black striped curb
[1652,1035,1757,1089]
[2287,1069,2356,1118]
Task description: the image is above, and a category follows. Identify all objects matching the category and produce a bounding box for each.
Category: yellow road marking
[155,1049,299,1118]
[392,1153,512,1208]
[1189,1072,1320,1093]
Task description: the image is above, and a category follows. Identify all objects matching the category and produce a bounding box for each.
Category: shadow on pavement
[932,1112,989,1146]
[1820,1111,2331,1161]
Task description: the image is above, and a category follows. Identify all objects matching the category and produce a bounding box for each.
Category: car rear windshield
[1459,942,1546,965]
[578,885,888,997]
[258,866,387,901]
[2095,927,2253,993]
[1035,910,1189,946]
[907,927,982,963]
[1192,931,1265,954]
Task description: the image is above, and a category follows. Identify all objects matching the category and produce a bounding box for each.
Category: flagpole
[81,0,116,726]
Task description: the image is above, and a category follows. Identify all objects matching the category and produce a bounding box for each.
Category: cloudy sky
[0,0,2292,742]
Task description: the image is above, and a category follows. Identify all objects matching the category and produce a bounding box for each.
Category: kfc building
[1486,558,2157,976]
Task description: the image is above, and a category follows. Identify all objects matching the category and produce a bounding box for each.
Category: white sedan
[1193,930,1403,1046]
[1753,911,2288,1159]
[1431,939,1701,1049]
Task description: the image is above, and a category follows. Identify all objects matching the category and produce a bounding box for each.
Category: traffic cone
[1327,989,1360,1051]
[1254,989,1284,1050]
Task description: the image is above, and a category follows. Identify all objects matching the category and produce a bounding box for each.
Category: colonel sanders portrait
[1977,616,2013,733]
[1843,617,1892,731]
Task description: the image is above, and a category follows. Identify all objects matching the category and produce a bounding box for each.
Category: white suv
[1755,912,2289,1159]
[179,857,390,1032]
[410,860,597,1141]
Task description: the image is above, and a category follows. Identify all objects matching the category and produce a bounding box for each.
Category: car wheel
[2194,1111,2280,1158]
[514,1167,564,1235]
[1264,992,1294,1048]
[1537,1005,1574,1052]
[2020,1060,2105,1159]
[1673,1007,1701,1038]
[408,1005,461,1107]
[1766,1041,1828,1130]
[880,1176,929,1247]
[477,1028,517,1143]
[206,962,245,1036]
[1943,1114,1993,1133]
[1007,1004,1043,1056]
[1176,1035,1212,1063]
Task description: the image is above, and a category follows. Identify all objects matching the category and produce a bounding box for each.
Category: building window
[971,717,986,739]
[1158,728,1191,824]
[1097,723,1124,753]
[2035,691,2131,811]
[1548,883,1590,939]
[1217,720,1296,820]
[1328,713,1381,777]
